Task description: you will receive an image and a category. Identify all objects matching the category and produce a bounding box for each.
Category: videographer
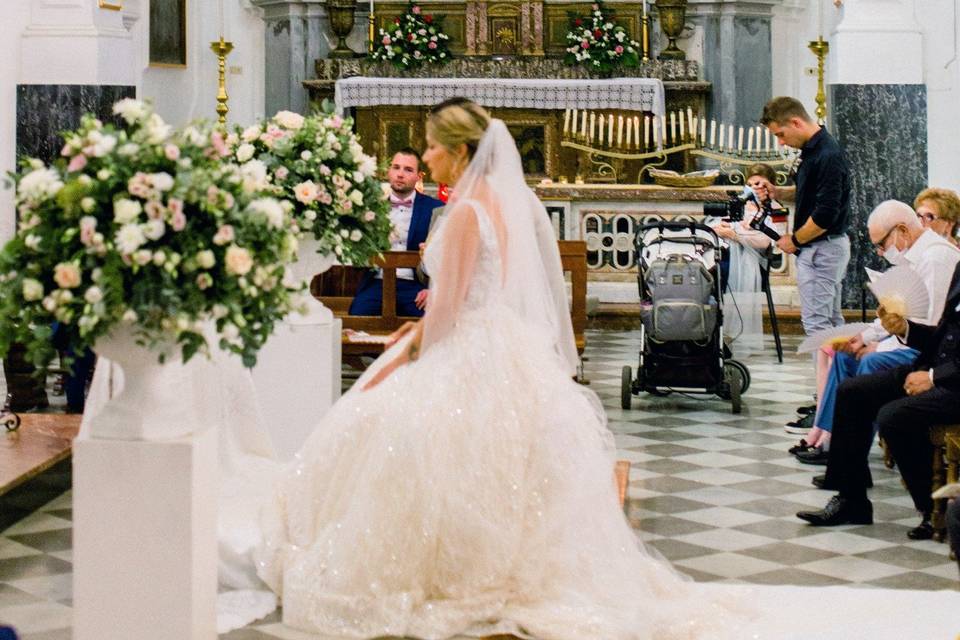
[761,96,851,335]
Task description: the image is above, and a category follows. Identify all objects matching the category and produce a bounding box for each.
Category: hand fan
[797,322,874,354]
[868,265,928,319]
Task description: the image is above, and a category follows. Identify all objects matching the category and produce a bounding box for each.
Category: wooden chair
[930,424,960,542]
[312,241,589,359]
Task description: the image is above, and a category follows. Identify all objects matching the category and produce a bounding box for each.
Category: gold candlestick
[808,36,829,124]
[210,37,234,125]
[368,10,375,53]
[641,15,651,62]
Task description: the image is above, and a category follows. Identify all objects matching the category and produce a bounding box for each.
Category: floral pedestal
[251,238,342,459]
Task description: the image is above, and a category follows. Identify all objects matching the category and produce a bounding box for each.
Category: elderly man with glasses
[796,200,960,536]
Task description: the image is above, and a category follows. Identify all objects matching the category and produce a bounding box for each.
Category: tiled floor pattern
[1,331,956,639]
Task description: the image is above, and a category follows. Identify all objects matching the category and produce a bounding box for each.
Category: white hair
[867,199,921,235]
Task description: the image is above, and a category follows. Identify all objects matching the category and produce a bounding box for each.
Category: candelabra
[210,37,234,125]
[808,37,829,124]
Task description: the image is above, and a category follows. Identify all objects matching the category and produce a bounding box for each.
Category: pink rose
[222,192,235,210]
[164,144,181,161]
[61,144,73,157]
[428,41,437,49]
[213,224,235,246]
[145,200,164,220]
[196,273,213,290]
[341,200,353,212]
[412,5,421,13]
[275,166,290,181]
[364,210,376,222]
[53,263,81,289]
[171,211,187,231]
[68,154,88,172]
[382,35,392,45]
[210,131,229,158]
[581,40,590,49]
[615,45,624,54]
[167,198,184,216]
[207,185,220,205]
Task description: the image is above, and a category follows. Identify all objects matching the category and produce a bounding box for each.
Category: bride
[219,98,735,638]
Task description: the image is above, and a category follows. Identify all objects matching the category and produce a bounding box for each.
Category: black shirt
[794,128,851,239]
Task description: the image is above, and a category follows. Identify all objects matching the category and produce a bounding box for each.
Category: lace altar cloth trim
[334,77,665,115]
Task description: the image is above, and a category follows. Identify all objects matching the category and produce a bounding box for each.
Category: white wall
[0,0,33,245]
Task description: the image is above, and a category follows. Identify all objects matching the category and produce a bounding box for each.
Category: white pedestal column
[252,309,342,460]
[73,426,218,640]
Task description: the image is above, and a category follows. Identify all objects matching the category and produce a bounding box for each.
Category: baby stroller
[620,221,750,414]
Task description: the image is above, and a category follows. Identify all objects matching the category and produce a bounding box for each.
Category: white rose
[118,143,140,157]
[196,250,216,269]
[349,189,364,205]
[301,150,313,161]
[122,309,138,322]
[293,180,319,205]
[225,245,254,276]
[304,209,317,222]
[24,234,41,250]
[17,168,63,202]
[143,219,166,241]
[358,155,377,178]
[236,143,256,163]
[212,304,229,319]
[152,250,166,266]
[84,286,103,304]
[222,323,240,341]
[91,134,117,158]
[112,98,148,124]
[241,125,261,143]
[22,278,43,301]
[350,229,362,242]
[274,110,305,129]
[144,113,173,145]
[240,159,270,193]
[114,198,142,224]
[134,249,153,266]
[42,296,58,312]
[80,197,97,213]
[248,198,285,229]
[151,172,174,192]
[53,263,82,289]
[97,169,112,181]
[115,223,146,254]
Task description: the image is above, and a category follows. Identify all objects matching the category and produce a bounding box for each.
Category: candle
[634,116,641,149]
[617,115,624,146]
[581,111,587,137]
[818,0,824,36]
[765,127,771,152]
[642,0,648,19]
[687,107,694,140]
[589,112,596,143]
[608,115,614,145]
[679,113,685,142]
[718,125,725,150]
[218,0,225,36]
[563,109,571,134]
[727,124,734,151]
[626,117,633,148]
[737,126,744,151]
[644,116,650,150]
[747,127,754,153]
[660,116,667,148]
[700,118,706,146]
[598,114,605,145]
[710,120,716,147]
[669,112,676,144]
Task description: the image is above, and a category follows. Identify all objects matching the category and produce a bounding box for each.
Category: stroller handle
[634,220,722,252]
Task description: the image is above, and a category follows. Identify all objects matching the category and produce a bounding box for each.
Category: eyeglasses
[873,226,900,252]
[917,212,939,223]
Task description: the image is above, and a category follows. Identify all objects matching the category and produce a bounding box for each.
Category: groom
[349,148,443,318]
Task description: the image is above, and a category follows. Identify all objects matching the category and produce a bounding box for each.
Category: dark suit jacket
[906,261,960,390]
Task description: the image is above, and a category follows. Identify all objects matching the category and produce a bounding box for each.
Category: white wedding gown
[218,200,745,639]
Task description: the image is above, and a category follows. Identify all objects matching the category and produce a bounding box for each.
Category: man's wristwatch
[790,233,803,247]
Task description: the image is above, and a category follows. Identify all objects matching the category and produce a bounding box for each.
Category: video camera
[703,187,782,242]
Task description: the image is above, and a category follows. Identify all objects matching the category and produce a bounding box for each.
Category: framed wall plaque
[149,0,188,67]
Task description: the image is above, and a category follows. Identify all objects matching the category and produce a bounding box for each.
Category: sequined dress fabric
[221,204,742,639]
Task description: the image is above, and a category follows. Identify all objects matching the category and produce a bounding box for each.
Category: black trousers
[824,365,960,514]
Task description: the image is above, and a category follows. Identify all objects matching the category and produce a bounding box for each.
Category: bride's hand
[386,321,418,349]
[363,324,422,391]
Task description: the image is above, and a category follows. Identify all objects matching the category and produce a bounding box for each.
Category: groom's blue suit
[349,191,444,318]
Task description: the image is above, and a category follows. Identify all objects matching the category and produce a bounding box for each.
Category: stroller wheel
[725,359,751,395]
[723,364,743,414]
[621,366,633,410]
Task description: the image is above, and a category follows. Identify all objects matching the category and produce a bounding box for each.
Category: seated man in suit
[797,259,960,537]
[349,148,444,318]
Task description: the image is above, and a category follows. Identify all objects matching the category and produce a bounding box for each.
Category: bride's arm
[362,203,481,391]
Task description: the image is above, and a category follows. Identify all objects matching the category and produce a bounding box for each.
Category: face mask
[884,246,905,266]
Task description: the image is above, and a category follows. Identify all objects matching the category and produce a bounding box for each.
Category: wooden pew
[312,240,588,357]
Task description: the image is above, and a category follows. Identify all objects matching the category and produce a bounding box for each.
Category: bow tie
[390,196,414,207]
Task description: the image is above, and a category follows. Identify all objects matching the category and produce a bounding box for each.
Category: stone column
[252,0,369,116]
[686,0,779,127]
[827,0,926,308]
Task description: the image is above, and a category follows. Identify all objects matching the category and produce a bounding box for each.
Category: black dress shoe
[907,519,934,540]
[812,474,871,490]
[795,446,829,465]
[797,495,873,526]
[796,404,817,415]
[789,439,812,455]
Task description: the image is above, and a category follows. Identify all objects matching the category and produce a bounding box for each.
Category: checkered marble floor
[0,330,956,639]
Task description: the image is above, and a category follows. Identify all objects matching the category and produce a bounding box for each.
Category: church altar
[334,76,666,115]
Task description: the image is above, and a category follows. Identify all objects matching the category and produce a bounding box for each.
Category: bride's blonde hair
[427,98,492,161]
